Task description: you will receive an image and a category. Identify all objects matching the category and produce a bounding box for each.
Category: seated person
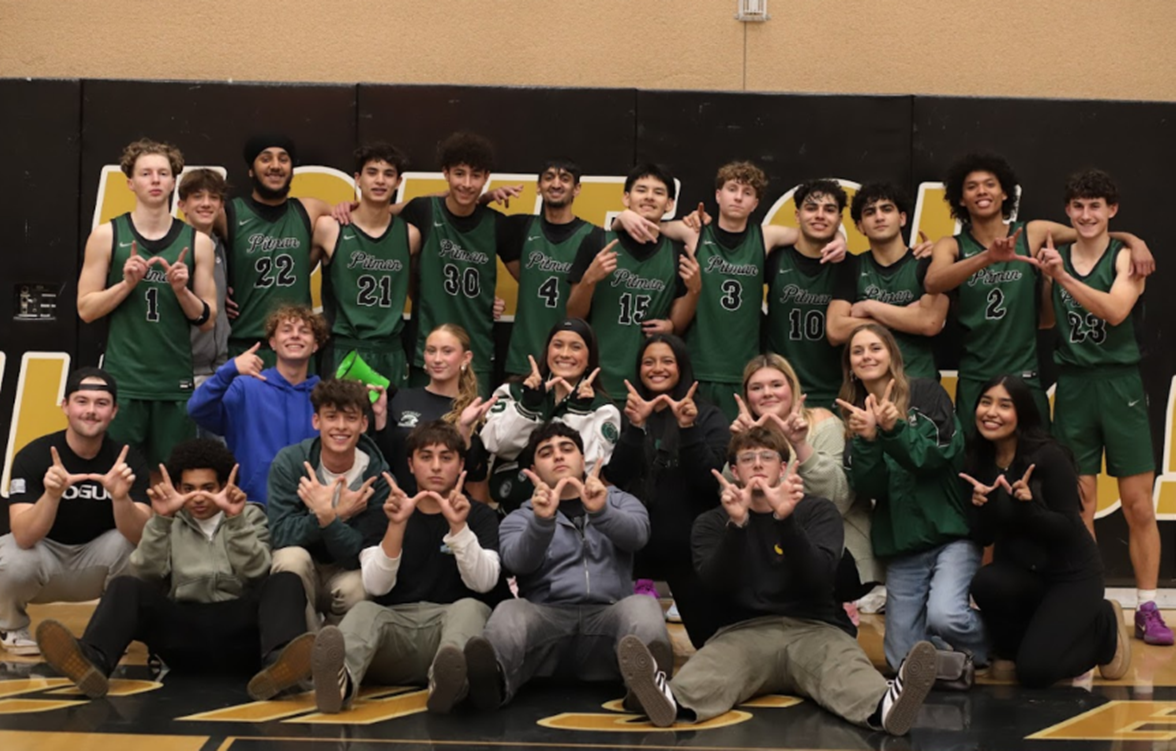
[36,439,312,699]
[188,304,327,504]
[1,368,150,655]
[267,379,391,629]
[311,420,504,714]
[463,422,670,710]
[618,427,937,736]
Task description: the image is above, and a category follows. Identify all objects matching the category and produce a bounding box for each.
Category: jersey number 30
[443,264,481,298]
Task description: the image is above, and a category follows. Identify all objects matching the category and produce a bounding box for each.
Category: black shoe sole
[36,620,108,699]
[428,645,467,714]
[463,637,502,712]
[617,635,675,728]
[248,632,315,701]
[311,626,348,714]
[883,640,937,735]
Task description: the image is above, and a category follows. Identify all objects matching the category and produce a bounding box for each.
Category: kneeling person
[618,427,936,735]
[37,439,312,699]
[312,420,504,714]
[464,423,670,710]
[267,379,392,628]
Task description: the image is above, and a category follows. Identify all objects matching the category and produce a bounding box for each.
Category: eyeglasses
[735,450,781,466]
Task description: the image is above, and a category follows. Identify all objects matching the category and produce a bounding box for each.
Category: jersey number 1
[145,287,160,323]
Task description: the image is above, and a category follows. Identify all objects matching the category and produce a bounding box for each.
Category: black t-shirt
[497,214,593,265]
[691,496,854,635]
[375,387,488,496]
[6,431,150,545]
[373,500,507,607]
[399,197,517,253]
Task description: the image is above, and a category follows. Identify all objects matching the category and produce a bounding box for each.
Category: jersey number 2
[254,254,297,288]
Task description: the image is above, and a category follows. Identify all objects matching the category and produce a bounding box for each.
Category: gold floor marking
[179,686,419,724]
[1028,700,1176,741]
[286,688,427,725]
[216,735,802,751]
[0,730,207,751]
[539,709,753,732]
[0,678,161,714]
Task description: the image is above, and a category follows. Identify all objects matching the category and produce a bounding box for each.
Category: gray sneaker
[881,640,937,735]
[36,620,107,699]
[617,635,677,728]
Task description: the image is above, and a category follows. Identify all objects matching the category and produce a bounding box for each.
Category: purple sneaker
[634,579,659,598]
[1135,601,1175,646]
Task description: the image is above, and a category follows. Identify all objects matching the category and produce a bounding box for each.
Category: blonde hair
[427,323,479,426]
[836,323,910,435]
[741,353,815,425]
[715,160,768,199]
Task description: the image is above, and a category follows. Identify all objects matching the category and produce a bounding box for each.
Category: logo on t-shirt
[439,543,454,555]
[62,483,110,501]
[8,478,26,495]
[601,422,619,444]
[397,411,421,428]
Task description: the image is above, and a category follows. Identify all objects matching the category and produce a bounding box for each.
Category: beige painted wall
[1,0,1173,101]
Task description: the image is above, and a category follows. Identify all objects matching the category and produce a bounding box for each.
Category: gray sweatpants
[0,530,134,630]
[340,599,491,687]
[671,615,888,727]
[483,594,671,702]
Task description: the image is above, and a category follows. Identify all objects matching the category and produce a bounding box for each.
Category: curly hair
[850,182,911,224]
[943,152,1019,222]
[438,132,494,172]
[120,138,184,178]
[715,161,768,199]
[354,142,409,176]
[264,305,330,347]
[165,439,237,487]
[1064,169,1119,206]
[794,179,847,211]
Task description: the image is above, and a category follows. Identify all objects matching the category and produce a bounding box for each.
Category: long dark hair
[963,374,1072,475]
[633,333,695,401]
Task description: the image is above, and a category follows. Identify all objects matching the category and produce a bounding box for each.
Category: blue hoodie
[187,360,319,505]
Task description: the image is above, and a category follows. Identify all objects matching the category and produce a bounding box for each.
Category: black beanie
[243,134,297,166]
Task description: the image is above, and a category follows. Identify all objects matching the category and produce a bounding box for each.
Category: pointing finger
[227,464,239,489]
[590,459,605,479]
[882,379,895,404]
[303,461,319,481]
[521,468,545,490]
[1021,464,1036,485]
[176,247,189,266]
[115,444,130,467]
[50,445,64,468]
[835,398,861,415]
[711,468,732,489]
[624,379,641,398]
[958,472,984,490]
[684,381,699,401]
[582,367,600,387]
[918,231,928,244]
[528,354,540,378]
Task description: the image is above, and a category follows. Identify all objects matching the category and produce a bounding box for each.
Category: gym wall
[0,78,1173,585]
[2,1,1174,102]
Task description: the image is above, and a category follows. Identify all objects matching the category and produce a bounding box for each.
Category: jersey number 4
[443,264,481,298]
[537,276,561,308]
[254,254,297,288]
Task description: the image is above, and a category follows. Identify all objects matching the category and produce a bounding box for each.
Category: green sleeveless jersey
[853,252,937,380]
[105,214,197,400]
[589,232,679,397]
[505,216,595,375]
[765,246,841,402]
[322,217,410,343]
[687,224,764,383]
[1052,239,1140,368]
[225,197,313,341]
[414,197,498,372]
[955,221,1039,379]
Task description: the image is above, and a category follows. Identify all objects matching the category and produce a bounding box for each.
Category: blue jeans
[883,539,987,671]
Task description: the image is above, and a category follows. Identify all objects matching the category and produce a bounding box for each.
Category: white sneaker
[617,635,677,727]
[664,601,682,623]
[0,628,39,656]
[880,641,937,735]
[856,585,887,615]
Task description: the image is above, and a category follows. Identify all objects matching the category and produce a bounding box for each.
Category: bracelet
[187,300,211,326]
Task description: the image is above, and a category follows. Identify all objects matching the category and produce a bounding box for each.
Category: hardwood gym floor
[0,601,1173,750]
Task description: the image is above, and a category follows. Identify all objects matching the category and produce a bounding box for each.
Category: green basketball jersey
[589,232,679,397]
[764,246,841,402]
[225,197,313,341]
[853,252,937,380]
[955,221,1039,379]
[105,214,197,400]
[687,224,764,383]
[322,217,410,343]
[414,197,498,372]
[1052,239,1140,368]
[505,216,595,375]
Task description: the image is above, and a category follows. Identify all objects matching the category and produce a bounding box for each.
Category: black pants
[81,572,307,675]
[970,562,1116,688]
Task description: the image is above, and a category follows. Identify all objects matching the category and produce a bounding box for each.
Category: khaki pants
[671,615,888,727]
[271,546,366,631]
[340,599,490,687]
